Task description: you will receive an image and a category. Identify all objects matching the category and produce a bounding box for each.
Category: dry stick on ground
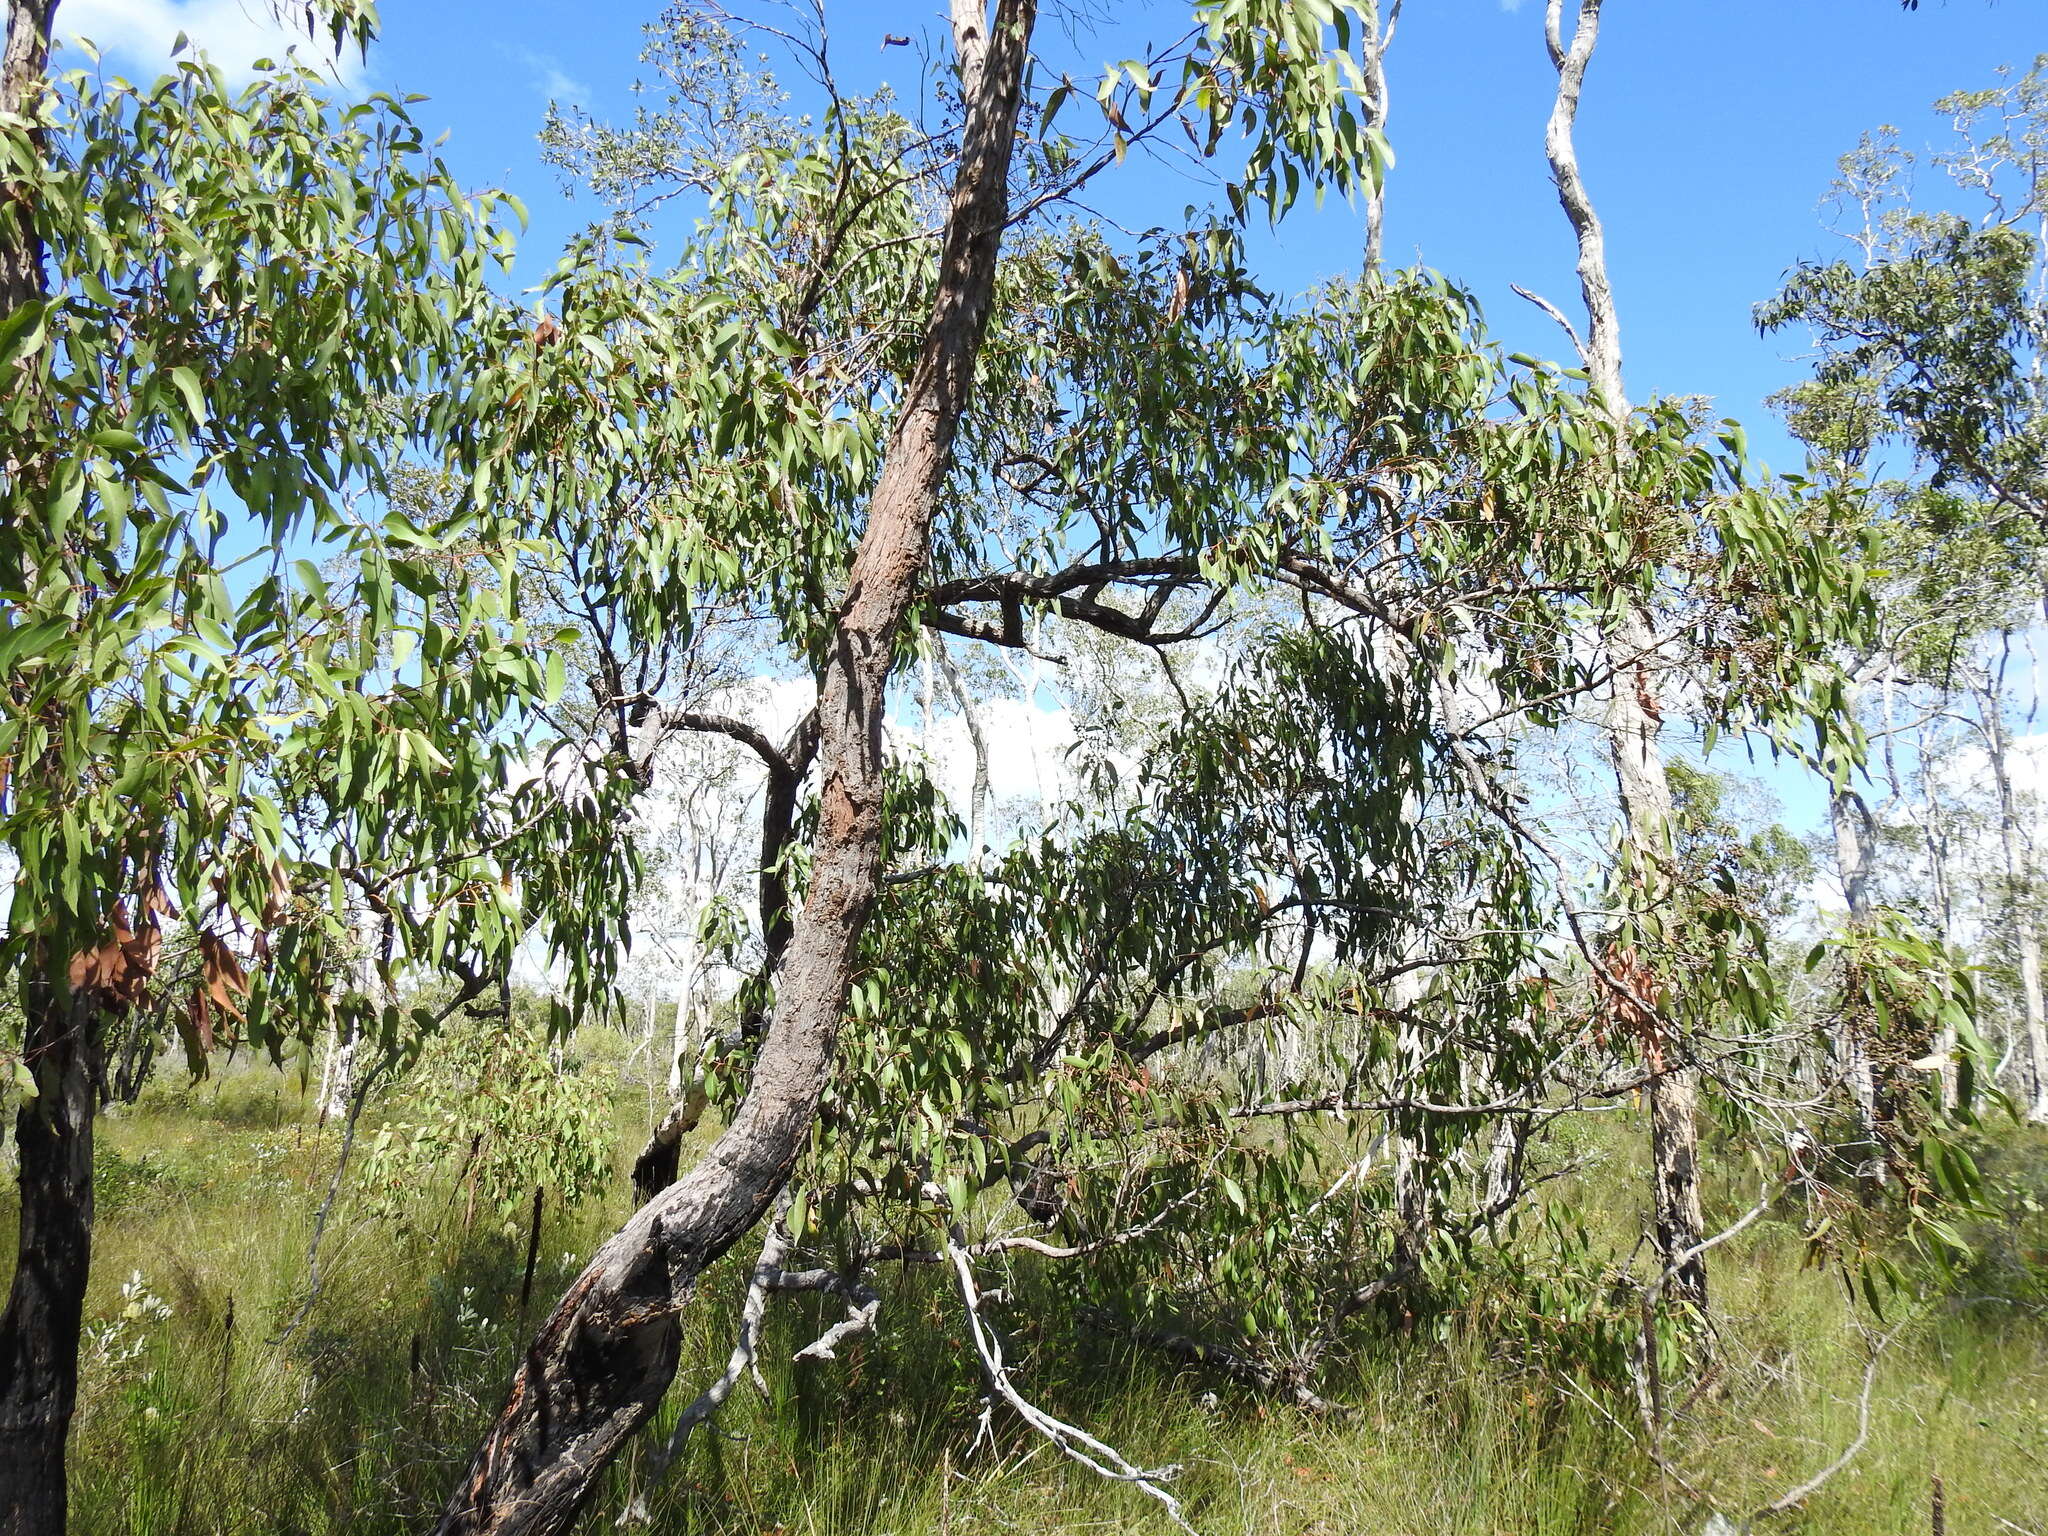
[432,7,1038,1531]
[937,1194,1197,1535]
[1746,1311,1915,1522]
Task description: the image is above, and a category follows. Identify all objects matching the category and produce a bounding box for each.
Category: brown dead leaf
[185,988,215,1057]
[67,894,168,1012]
[1635,669,1664,727]
[1165,266,1191,325]
[197,931,249,1023]
[1599,943,1662,1049]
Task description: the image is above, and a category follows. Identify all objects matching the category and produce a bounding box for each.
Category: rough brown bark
[0,0,53,322]
[0,7,79,1533]
[432,7,1037,1532]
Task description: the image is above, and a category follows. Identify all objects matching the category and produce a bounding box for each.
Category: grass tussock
[4,1062,2044,1536]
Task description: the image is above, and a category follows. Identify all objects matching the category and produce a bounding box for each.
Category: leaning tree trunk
[433,7,1037,1533]
[1543,0,1707,1311]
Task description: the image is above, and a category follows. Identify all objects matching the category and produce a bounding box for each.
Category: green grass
[4,1063,2044,1536]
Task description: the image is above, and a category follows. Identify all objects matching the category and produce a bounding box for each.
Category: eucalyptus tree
[1760,57,2048,1121]
[1525,0,1727,1313]
[1760,59,2048,528]
[432,4,1044,1528]
[423,2,1424,1527]
[413,2,1900,1521]
[0,12,631,1531]
[1526,0,1742,1315]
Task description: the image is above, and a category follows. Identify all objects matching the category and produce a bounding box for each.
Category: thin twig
[272,1058,384,1345]
[1509,282,1591,369]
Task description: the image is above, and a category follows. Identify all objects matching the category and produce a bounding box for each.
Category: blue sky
[59,0,2048,471]
[52,1,2048,839]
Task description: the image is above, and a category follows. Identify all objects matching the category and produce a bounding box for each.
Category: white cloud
[505,47,590,108]
[57,0,366,86]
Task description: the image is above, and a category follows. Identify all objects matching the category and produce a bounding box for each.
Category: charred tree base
[0,995,99,1536]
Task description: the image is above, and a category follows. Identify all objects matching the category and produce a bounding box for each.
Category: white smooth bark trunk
[1360,0,1401,271]
[667,926,700,1097]
[1827,784,1883,1164]
[1982,683,2048,1122]
[1605,611,1708,1309]
[1916,745,1959,1109]
[938,643,990,864]
[1544,0,1709,1312]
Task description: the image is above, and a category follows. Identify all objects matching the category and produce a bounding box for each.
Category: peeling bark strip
[432,7,1039,1532]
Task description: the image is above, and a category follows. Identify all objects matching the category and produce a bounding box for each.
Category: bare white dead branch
[1749,1312,1913,1518]
[1508,282,1591,370]
[786,1269,882,1361]
[1542,0,1623,414]
[1646,1177,1788,1308]
[617,1200,791,1526]
[933,1187,1197,1533]
[1361,0,1403,269]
